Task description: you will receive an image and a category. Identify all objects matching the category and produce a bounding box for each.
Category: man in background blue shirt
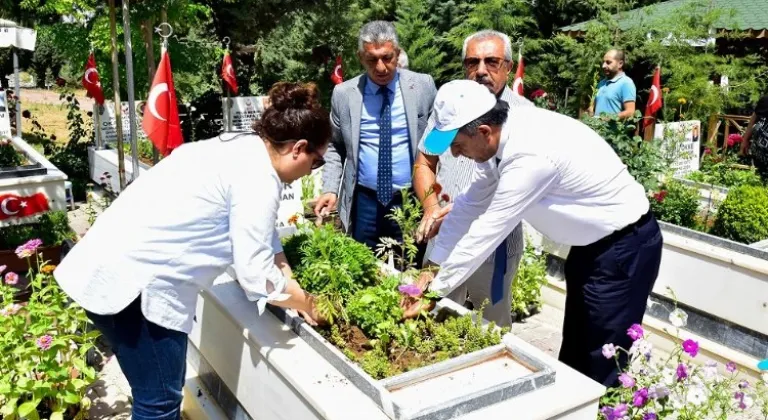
[591,49,636,119]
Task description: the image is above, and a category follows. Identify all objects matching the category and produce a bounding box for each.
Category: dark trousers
[86,298,187,420]
[352,185,426,269]
[559,211,663,387]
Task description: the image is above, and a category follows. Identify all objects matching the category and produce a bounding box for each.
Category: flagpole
[108,0,127,191]
[223,37,233,132]
[122,0,141,182]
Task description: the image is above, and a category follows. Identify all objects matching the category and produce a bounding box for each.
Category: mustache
[473,76,492,85]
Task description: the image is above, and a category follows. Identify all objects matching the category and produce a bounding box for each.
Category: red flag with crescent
[644,66,662,129]
[512,53,524,96]
[221,51,239,94]
[330,55,344,85]
[0,193,50,221]
[82,53,105,105]
[142,50,183,157]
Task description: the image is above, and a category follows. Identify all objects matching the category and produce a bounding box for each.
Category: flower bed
[0,211,75,276]
[0,243,100,420]
[599,303,768,420]
[0,138,48,179]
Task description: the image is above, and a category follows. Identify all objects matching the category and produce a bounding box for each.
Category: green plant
[686,151,764,189]
[510,241,548,318]
[376,188,423,272]
[45,93,94,202]
[0,241,100,420]
[649,180,700,229]
[711,185,768,244]
[281,223,380,323]
[347,275,404,339]
[0,141,23,168]
[0,211,76,250]
[300,175,316,211]
[581,112,666,191]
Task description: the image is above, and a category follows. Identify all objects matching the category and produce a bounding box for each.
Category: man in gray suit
[314,21,437,257]
[413,30,532,327]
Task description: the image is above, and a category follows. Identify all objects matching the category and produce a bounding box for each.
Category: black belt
[595,211,653,246]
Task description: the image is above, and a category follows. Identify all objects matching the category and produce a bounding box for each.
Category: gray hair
[397,50,409,69]
[358,21,400,52]
[462,30,513,61]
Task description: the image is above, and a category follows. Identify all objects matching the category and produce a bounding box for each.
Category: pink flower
[619,373,635,388]
[676,363,688,381]
[0,304,22,316]
[633,388,649,407]
[0,265,5,275]
[627,324,644,341]
[703,148,711,155]
[682,339,699,357]
[36,335,53,351]
[398,284,422,298]
[15,238,43,259]
[726,361,737,373]
[601,343,616,359]
[653,190,668,203]
[4,272,18,285]
[728,133,743,147]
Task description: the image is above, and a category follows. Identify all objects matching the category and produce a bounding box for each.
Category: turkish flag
[330,55,344,85]
[221,51,239,94]
[644,66,662,129]
[82,53,105,105]
[142,50,183,157]
[512,53,524,96]
[0,193,50,221]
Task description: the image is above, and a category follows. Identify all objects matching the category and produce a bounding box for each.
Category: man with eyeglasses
[412,30,532,327]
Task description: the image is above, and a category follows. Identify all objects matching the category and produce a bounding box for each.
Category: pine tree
[395,0,447,81]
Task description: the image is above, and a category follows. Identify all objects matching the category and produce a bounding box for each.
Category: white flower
[761,371,768,385]
[686,385,707,406]
[669,308,688,328]
[662,367,676,386]
[742,394,754,409]
[669,392,686,409]
[630,339,653,358]
[701,361,721,383]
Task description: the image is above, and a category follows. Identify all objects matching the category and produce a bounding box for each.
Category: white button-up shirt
[54,133,288,334]
[428,106,649,296]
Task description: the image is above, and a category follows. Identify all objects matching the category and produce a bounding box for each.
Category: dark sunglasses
[463,56,508,71]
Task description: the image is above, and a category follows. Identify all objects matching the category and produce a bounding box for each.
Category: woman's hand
[299,295,327,326]
[400,271,437,319]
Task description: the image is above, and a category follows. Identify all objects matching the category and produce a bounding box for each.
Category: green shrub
[711,186,768,244]
[510,241,548,317]
[649,181,700,229]
[0,211,76,250]
[347,276,404,339]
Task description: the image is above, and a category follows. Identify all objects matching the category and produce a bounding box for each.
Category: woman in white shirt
[54,82,329,420]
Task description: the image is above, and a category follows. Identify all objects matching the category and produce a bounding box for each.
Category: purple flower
[602,343,616,359]
[643,413,658,420]
[739,380,749,389]
[4,272,18,285]
[676,363,688,381]
[600,404,628,420]
[726,361,737,373]
[627,324,644,341]
[682,339,699,357]
[36,335,53,351]
[398,284,422,298]
[632,388,649,407]
[15,238,43,259]
[619,373,635,388]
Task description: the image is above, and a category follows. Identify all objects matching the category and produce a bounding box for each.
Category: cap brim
[423,128,458,156]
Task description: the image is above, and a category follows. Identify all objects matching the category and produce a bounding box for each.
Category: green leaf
[17,401,38,417]
[63,391,80,405]
[50,411,64,420]
[1,398,18,415]
[70,378,88,390]
[16,377,31,390]
[0,380,12,394]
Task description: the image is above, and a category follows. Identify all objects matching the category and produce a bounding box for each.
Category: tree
[395,0,446,80]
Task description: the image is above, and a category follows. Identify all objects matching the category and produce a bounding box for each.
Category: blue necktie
[492,157,507,305]
[377,86,393,205]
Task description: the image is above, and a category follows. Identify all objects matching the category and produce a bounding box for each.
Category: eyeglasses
[310,151,325,170]
[463,57,508,71]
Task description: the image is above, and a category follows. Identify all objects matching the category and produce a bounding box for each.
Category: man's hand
[416,204,452,243]
[313,193,337,218]
[400,271,437,319]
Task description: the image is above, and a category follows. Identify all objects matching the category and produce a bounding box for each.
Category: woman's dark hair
[253,82,331,151]
[459,99,510,136]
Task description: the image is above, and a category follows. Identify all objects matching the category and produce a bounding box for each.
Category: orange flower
[40,264,56,274]
[287,214,299,225]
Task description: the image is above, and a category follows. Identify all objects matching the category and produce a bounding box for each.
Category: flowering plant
[600,299,768,419]
[0,239,101,419]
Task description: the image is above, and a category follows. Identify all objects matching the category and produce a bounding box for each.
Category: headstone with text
[655,120,701,178]
[224,96,270,132]
[275,179,303,229]
[0,92,10,139]
[94,101,147,144]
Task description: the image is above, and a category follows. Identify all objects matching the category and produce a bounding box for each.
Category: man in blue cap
[403,79,663,387]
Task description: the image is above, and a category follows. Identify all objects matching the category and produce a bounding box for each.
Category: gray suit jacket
[321,69,437,230]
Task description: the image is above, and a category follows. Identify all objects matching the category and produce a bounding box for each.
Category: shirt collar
[608,72,626,83]
[495,108,514,162]
[365,71,399,95]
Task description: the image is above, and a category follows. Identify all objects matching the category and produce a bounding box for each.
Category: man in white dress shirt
[405,80,663,387]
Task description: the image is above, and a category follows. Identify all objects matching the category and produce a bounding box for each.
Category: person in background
[398,49,409,69]
[591,49,636,119]
[314,21,436,259]
[54,82,329,420]
[405,80,662,388]
[413,29,530,327]
[740,94,768,180]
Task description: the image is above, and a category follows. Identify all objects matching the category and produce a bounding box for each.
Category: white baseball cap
[423,80,497,156]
